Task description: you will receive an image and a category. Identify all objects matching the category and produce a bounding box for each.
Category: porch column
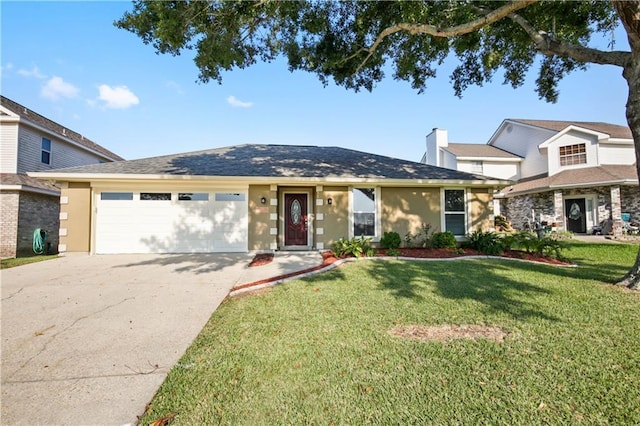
[611,185,623,236]
[315,185,325,250]
[269,185,278,250]
[553,190,565,231]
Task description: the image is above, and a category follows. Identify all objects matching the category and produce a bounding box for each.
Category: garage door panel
[96,190,247,254]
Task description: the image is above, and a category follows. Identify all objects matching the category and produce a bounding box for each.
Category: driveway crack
[4,296,135,381]
[1,287,24,301]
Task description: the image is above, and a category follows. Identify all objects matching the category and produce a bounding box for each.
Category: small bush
[467,230,504,255]
[380,231,401,249]
[332,236,375,258]
[431,231,457,249]
[386,248,401,257]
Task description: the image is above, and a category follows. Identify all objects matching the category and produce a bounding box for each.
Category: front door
[565,198,587,233]
[284,193,308,246]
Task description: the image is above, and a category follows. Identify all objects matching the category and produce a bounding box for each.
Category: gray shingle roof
[1,173,60,193]
[43,144,496,182]
[443,143,521,159]
[1,96,124,161]
[502,165,638,196]
[510,119,632,139]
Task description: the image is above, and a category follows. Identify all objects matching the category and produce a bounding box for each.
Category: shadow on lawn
[367,259,560,322]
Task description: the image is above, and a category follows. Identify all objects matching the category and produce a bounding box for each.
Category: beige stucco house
[0,96,123,257]
[31,144,509,254]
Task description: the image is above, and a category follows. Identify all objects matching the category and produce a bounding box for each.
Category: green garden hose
[33,228,47,255]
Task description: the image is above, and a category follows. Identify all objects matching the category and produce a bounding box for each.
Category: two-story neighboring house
[0,96,124,257]
[422,119,638,235]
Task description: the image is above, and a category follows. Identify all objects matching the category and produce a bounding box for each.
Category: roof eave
[0,183,60,196]
[17,117,123,162]
[456,156,522,162]
[28,172,511,187]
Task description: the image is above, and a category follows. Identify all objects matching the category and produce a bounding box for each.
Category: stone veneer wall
[621,185,640,222]
[500,192,555,230]
[501,185,640,232]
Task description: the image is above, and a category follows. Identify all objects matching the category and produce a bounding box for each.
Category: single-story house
[31,144,510,254]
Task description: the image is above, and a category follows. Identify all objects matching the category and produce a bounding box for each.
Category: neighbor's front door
[284,193,308,246]
[565,198,587,233]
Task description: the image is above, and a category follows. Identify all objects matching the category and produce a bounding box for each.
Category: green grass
[0,255,58,269]
[141,242,640,425]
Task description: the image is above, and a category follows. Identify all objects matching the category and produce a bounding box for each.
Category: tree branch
[507,10,630,67]
[356,0,537,73]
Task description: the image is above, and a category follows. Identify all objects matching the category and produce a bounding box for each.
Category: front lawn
[0,255,58,269]
[141,242,640,425]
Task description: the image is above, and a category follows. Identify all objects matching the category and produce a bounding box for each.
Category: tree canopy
[116,0,640,289]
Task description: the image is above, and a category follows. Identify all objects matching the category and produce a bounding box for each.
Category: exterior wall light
[260,197,267,204]
[327,197,333,205]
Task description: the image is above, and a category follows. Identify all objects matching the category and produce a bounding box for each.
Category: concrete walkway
[1,251,322,426]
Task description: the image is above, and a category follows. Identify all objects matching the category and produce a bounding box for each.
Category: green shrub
[332,236,375,258]
[501,230,568,260]
[533,236,569,260]
[510,231,538,253]
[380,231,401,249]
[467,230,504,255]
[386,248,400,257]
[431,231,457,249]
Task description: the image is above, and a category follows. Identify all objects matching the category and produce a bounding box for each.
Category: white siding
[0,122,18,173]
[457,160,519,180]
[599,142,635,165]
[17,125,104,173]
[547,131,598,176]
[491,123,554,179]
[441,149,457,169]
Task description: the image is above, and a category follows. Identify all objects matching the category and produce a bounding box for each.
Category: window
[101,192,133,200]
[444,189,466,236]
[559,144,586,166]
[140,192,171,201]
[215,193,245,202]
[470,161,483,174]
[41,137,51,164]
[353,188,376,237]
[178,193,209,201]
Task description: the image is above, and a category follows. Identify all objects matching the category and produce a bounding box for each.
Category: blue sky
[1,1,631,162]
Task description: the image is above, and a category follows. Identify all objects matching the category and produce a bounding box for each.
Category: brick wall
[0,191,20,257]
[16,192,60,257]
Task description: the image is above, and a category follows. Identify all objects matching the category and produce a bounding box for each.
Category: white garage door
[95,190,248,254]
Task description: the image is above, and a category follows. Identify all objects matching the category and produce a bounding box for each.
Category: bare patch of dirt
[249,253,274,267]
[390,324,509,343]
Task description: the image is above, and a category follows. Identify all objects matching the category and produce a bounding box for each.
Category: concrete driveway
[1,252,255,426]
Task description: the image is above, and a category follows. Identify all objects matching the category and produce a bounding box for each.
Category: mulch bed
[371,248,571,266]
[248,253,274,267]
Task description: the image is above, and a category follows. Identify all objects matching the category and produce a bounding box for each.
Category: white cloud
[18,65,46,79]
[165,80,185,95]
[227,95,253,108]
[97,84,139,109]
[41,76,79,100]
[2,62,14,72]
